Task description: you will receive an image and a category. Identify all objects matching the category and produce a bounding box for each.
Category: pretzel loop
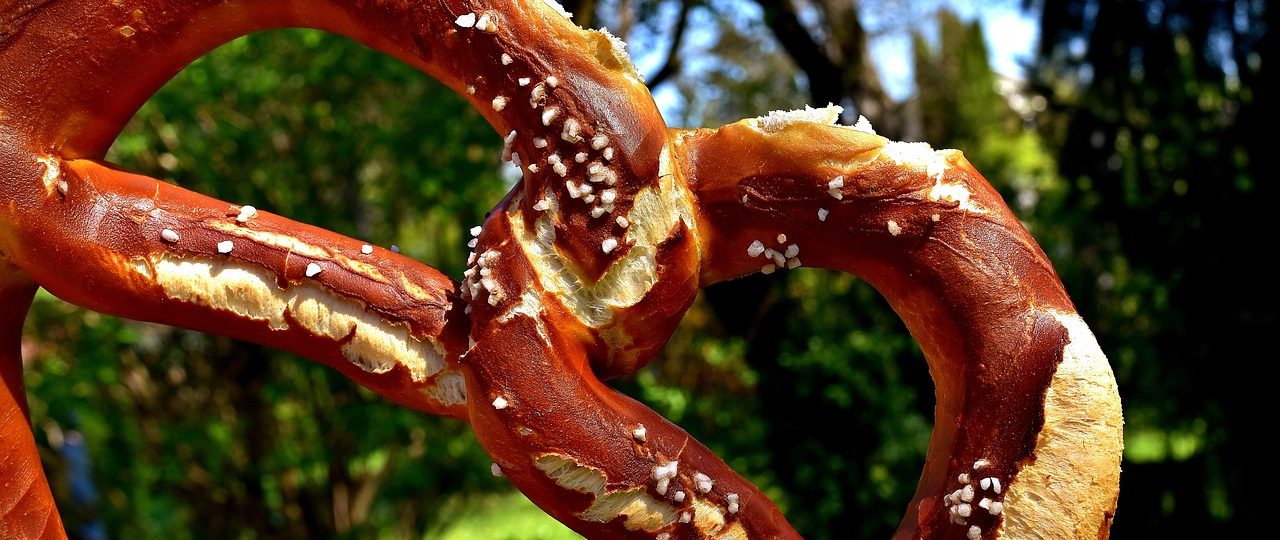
[1,1,1122,539]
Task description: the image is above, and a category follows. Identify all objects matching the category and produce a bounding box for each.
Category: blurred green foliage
[19,0,1270,538]
[1025,1,1273,535]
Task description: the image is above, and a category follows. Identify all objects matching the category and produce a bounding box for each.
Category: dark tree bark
[753,0,897,136]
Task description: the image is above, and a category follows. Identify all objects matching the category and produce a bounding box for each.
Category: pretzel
[0,1,1122,538]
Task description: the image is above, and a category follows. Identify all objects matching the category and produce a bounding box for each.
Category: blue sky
[631,1,1040,116]
[872,1,1040,100]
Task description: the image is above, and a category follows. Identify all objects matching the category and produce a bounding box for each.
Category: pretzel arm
[0,1,1124,538]
[3,0,636,418]
[681,118,1123,539]
[0,157,470,417]
[459,191,800,539]
[0,258,65,539]
[3,0,665,409]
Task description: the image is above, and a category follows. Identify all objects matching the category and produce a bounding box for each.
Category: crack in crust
[507,145,697,328]
[999,311,1124,539]
[135,254,446,381]
[536,454,678,532]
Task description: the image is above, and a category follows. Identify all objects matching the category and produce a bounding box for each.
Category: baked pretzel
[0,1,1123,538]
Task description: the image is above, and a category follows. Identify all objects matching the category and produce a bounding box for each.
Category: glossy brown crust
[0,258,65,539]
[681,120,1118,538]
[1,0,765,536]
[590,219,702,379]
[0,0,666,416]
[463,196,796,538]
[1,0,664,284]
[0,1,1122,539]
[1,0,669,379]
[0,151,470,417]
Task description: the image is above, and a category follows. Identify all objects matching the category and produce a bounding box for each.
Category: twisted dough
[0,1,1122,538]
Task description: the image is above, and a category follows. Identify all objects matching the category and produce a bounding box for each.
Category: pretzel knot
[1,1,1122,538]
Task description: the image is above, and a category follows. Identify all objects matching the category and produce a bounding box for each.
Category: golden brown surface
[999,312,1123,540]
[1,1,1121,538]
[681,117,1122,538]
[1,256,65,539]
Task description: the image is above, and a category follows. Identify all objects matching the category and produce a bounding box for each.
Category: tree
[1028,0,1274,535]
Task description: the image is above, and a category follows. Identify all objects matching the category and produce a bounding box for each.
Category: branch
[752,0,844,105]
[647,0,694,89]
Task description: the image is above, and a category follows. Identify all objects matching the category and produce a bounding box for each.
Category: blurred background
[20,0,1273,538]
